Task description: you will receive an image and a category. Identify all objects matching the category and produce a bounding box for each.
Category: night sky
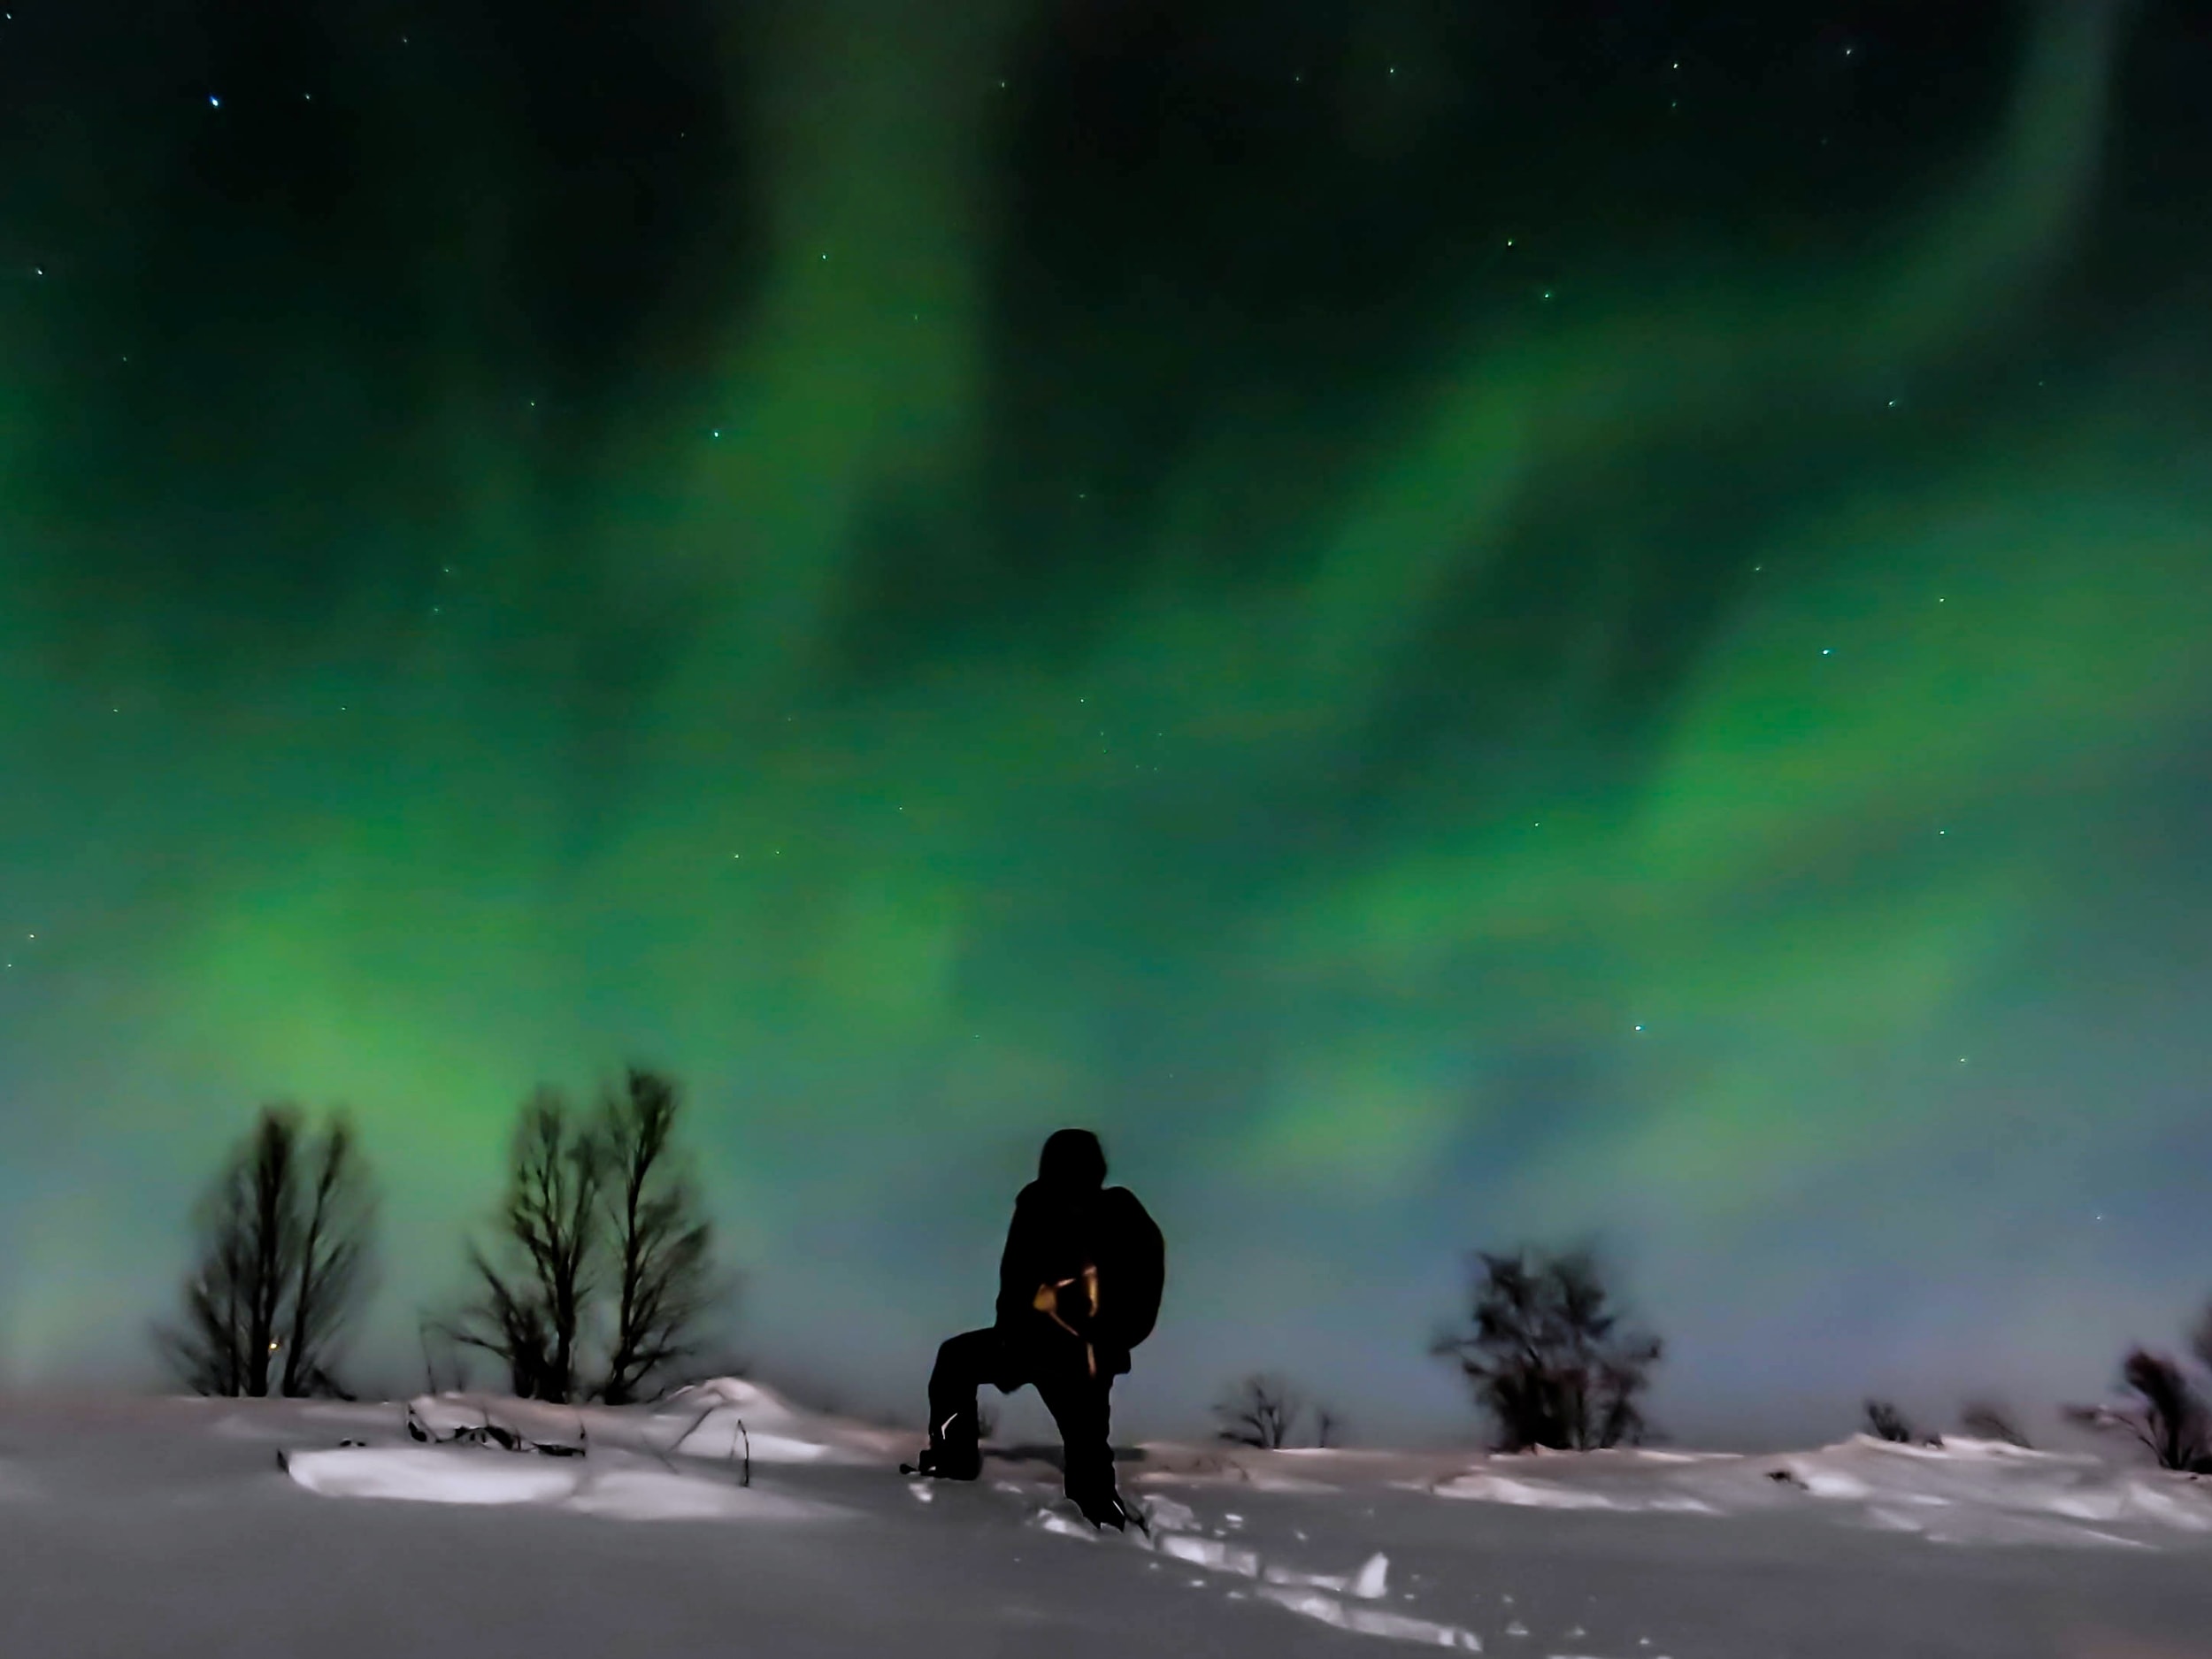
[3,1,2208,1446]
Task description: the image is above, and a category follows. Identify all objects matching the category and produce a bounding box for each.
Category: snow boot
[909,1424,982,1480]
[911,1445,981,1480]
[1068,1479,1133,1532]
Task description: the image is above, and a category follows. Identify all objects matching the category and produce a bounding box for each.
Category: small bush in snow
[2066,1349,2212,1473]
[1215,1372,1302,1449]
[1863,1399,1917,1444]
[1432,1247,1662,1452]
[1958,1400,2032,1448]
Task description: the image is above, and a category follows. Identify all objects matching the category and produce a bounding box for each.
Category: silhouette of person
[914,1128,1164,1528]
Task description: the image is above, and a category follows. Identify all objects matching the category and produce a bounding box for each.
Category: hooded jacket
[993,1179,1164,1378]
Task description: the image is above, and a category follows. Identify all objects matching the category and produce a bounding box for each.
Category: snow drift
[1417,1434,2212,1547]
[283,1378,880,1522]
[283,1444,838,1521]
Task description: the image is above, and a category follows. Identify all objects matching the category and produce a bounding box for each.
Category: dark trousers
[928,1325,1114,1499]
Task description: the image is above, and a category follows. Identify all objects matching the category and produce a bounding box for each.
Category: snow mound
[1745,1435,2208,1546]
[283,1445,841,1522]
[1432,1473,1647,1511]
[1425,1433,2212,1547]
[647,1377,902,1464]
[1139,1494,1198,1532]
[1255,1584,1482,1650]
[1031,1509,1102,1541]
[401,1378,895,1468]
[1130,1497,1486,1650]
[1263,1549,1390,1599]
[566,1469,833,1523]
[286,1447,581,1506]
[292,1380,885,1521]
[1159,1533,1261,1577]
[1431,1471,1721,1515]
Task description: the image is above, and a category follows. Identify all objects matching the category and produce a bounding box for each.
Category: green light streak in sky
[2,2,2205,1439]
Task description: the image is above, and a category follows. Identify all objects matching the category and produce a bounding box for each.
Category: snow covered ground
[0,1386,2208,1657]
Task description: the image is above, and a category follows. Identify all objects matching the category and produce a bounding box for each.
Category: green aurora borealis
[2,0,2208,1441]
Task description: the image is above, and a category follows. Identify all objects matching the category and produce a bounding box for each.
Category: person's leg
[1035,1361,1122,1525]
[921,1326,1013,1478]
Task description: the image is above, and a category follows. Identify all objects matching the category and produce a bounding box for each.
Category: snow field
[242,1383,2212,1657]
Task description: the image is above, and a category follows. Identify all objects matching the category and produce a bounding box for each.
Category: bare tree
[167,1115,288,1397]
[1314,1403,1344,1448]
[159,1107,374,1397]
[1432,1247,1663,1451]
[280,1115,374,1397]
[1215,1373,1302,1449]
[449,1091,604,1403]
[595,1069,717,1405]
[2066,1349,2212,1472]
[1959,1399,2032,1448]
[1863,1398,1917,1444]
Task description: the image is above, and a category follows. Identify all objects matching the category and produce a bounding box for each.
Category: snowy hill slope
[0,1387,2207,1657]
